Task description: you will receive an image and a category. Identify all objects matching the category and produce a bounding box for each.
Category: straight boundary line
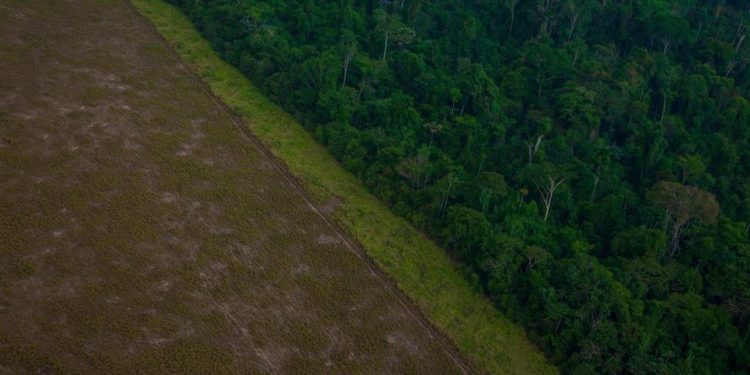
[123,1,474,373]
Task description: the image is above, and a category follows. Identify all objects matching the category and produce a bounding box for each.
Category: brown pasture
[0,1,470,373]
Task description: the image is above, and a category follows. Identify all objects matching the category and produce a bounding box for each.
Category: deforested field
[0,0,470,373]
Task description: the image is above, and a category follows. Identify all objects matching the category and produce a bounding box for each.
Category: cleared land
[131,1,557,374]
[0,0,470,373]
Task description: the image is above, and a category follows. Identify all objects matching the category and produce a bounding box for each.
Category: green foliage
[156,0,750,372]
[612,227,666,259]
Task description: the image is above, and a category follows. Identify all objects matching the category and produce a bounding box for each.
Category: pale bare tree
[504,0,519,39]
[526,134,544,166]
[341,38,357,87]
[531,165,572,222]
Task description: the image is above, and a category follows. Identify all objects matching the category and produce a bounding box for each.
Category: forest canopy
[167,0,750,373]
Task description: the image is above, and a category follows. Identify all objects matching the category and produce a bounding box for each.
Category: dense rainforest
[166,0,750,373]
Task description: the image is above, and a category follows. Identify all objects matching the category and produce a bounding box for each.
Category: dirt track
[0,0,470,373]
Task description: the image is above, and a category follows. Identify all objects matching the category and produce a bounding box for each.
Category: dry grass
[129,0,558,374]
[0,0,470,373]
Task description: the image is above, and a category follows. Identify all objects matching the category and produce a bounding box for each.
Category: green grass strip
[130,1,557,373]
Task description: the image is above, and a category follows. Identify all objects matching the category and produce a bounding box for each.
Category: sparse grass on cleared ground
[0,0,470,373]
[129,1,558,374]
